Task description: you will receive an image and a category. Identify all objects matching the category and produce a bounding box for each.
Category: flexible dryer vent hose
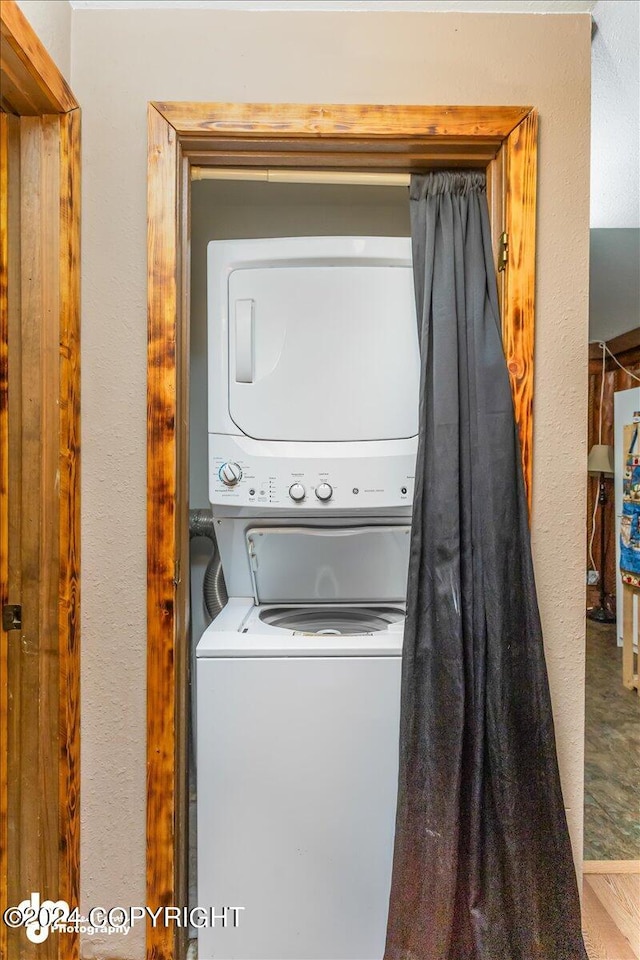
[189,508,228,622]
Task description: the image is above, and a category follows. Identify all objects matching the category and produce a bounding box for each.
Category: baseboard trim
[583,860,640,874]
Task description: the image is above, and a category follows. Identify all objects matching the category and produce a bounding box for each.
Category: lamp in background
[587,443,616,623]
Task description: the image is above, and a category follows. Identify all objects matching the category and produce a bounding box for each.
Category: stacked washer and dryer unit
[197,236,420,960]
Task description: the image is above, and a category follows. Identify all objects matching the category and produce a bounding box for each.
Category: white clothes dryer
[206,236,419,521]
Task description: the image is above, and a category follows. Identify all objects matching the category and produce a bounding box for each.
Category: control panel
[209,434,416,514]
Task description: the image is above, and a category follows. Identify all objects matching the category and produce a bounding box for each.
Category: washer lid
[245,525,411,604]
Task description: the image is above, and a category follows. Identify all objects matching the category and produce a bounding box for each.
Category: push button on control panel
[289,482,306,502]
[315,482,333,502]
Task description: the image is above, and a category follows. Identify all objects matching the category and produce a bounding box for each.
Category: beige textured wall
[15,0,71,80]
[71,10,591,958]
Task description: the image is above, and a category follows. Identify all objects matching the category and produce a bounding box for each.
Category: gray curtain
[385,171,587,960]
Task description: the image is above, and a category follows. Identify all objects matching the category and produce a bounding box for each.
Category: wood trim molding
[58,107,81,931]
[147,101,537,960]
[0,0,77,115]
[154,101,531,140]
[154,102,532,173]
[583,860,640,875]
[147,104,181,960]
[502,109,538,512]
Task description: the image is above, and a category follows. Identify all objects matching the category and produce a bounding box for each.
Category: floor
[584,620,640,861]
[187,877,639,960]
[582,868,640,960]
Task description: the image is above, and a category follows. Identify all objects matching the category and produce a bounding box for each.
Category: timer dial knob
[315,482,333,502]
[289,482,306,502]
[219,461,242,486]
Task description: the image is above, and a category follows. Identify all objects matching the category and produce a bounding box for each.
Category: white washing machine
[198,237,418,960]
[197,528,408,960]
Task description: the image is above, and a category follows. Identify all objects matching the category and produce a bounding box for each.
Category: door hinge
[2,604,22,631]
[498,231,509,272]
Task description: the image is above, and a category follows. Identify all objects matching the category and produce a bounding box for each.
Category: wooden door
[0,4,80,959]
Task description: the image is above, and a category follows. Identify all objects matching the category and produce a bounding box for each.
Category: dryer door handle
[235,299,254,383]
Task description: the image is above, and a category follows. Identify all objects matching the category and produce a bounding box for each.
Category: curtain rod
[190,167,411,187]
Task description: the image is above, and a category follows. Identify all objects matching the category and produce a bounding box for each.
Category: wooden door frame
[0,3,80,959]
[147,100,537,960]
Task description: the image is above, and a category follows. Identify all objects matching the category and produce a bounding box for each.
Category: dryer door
[224,239,419,442]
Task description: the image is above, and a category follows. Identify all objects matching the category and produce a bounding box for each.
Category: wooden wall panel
[16,112,48,916]
[589,329,640,369]
[2,110,22,960]
[3,114,63,960]
[502,110,538,512]
[19,114,62,960]
[39,114,63,959]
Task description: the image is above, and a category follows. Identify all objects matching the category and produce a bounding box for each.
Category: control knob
[219,461,242,486]
[289,483,306,502]
[315,482,333,502]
